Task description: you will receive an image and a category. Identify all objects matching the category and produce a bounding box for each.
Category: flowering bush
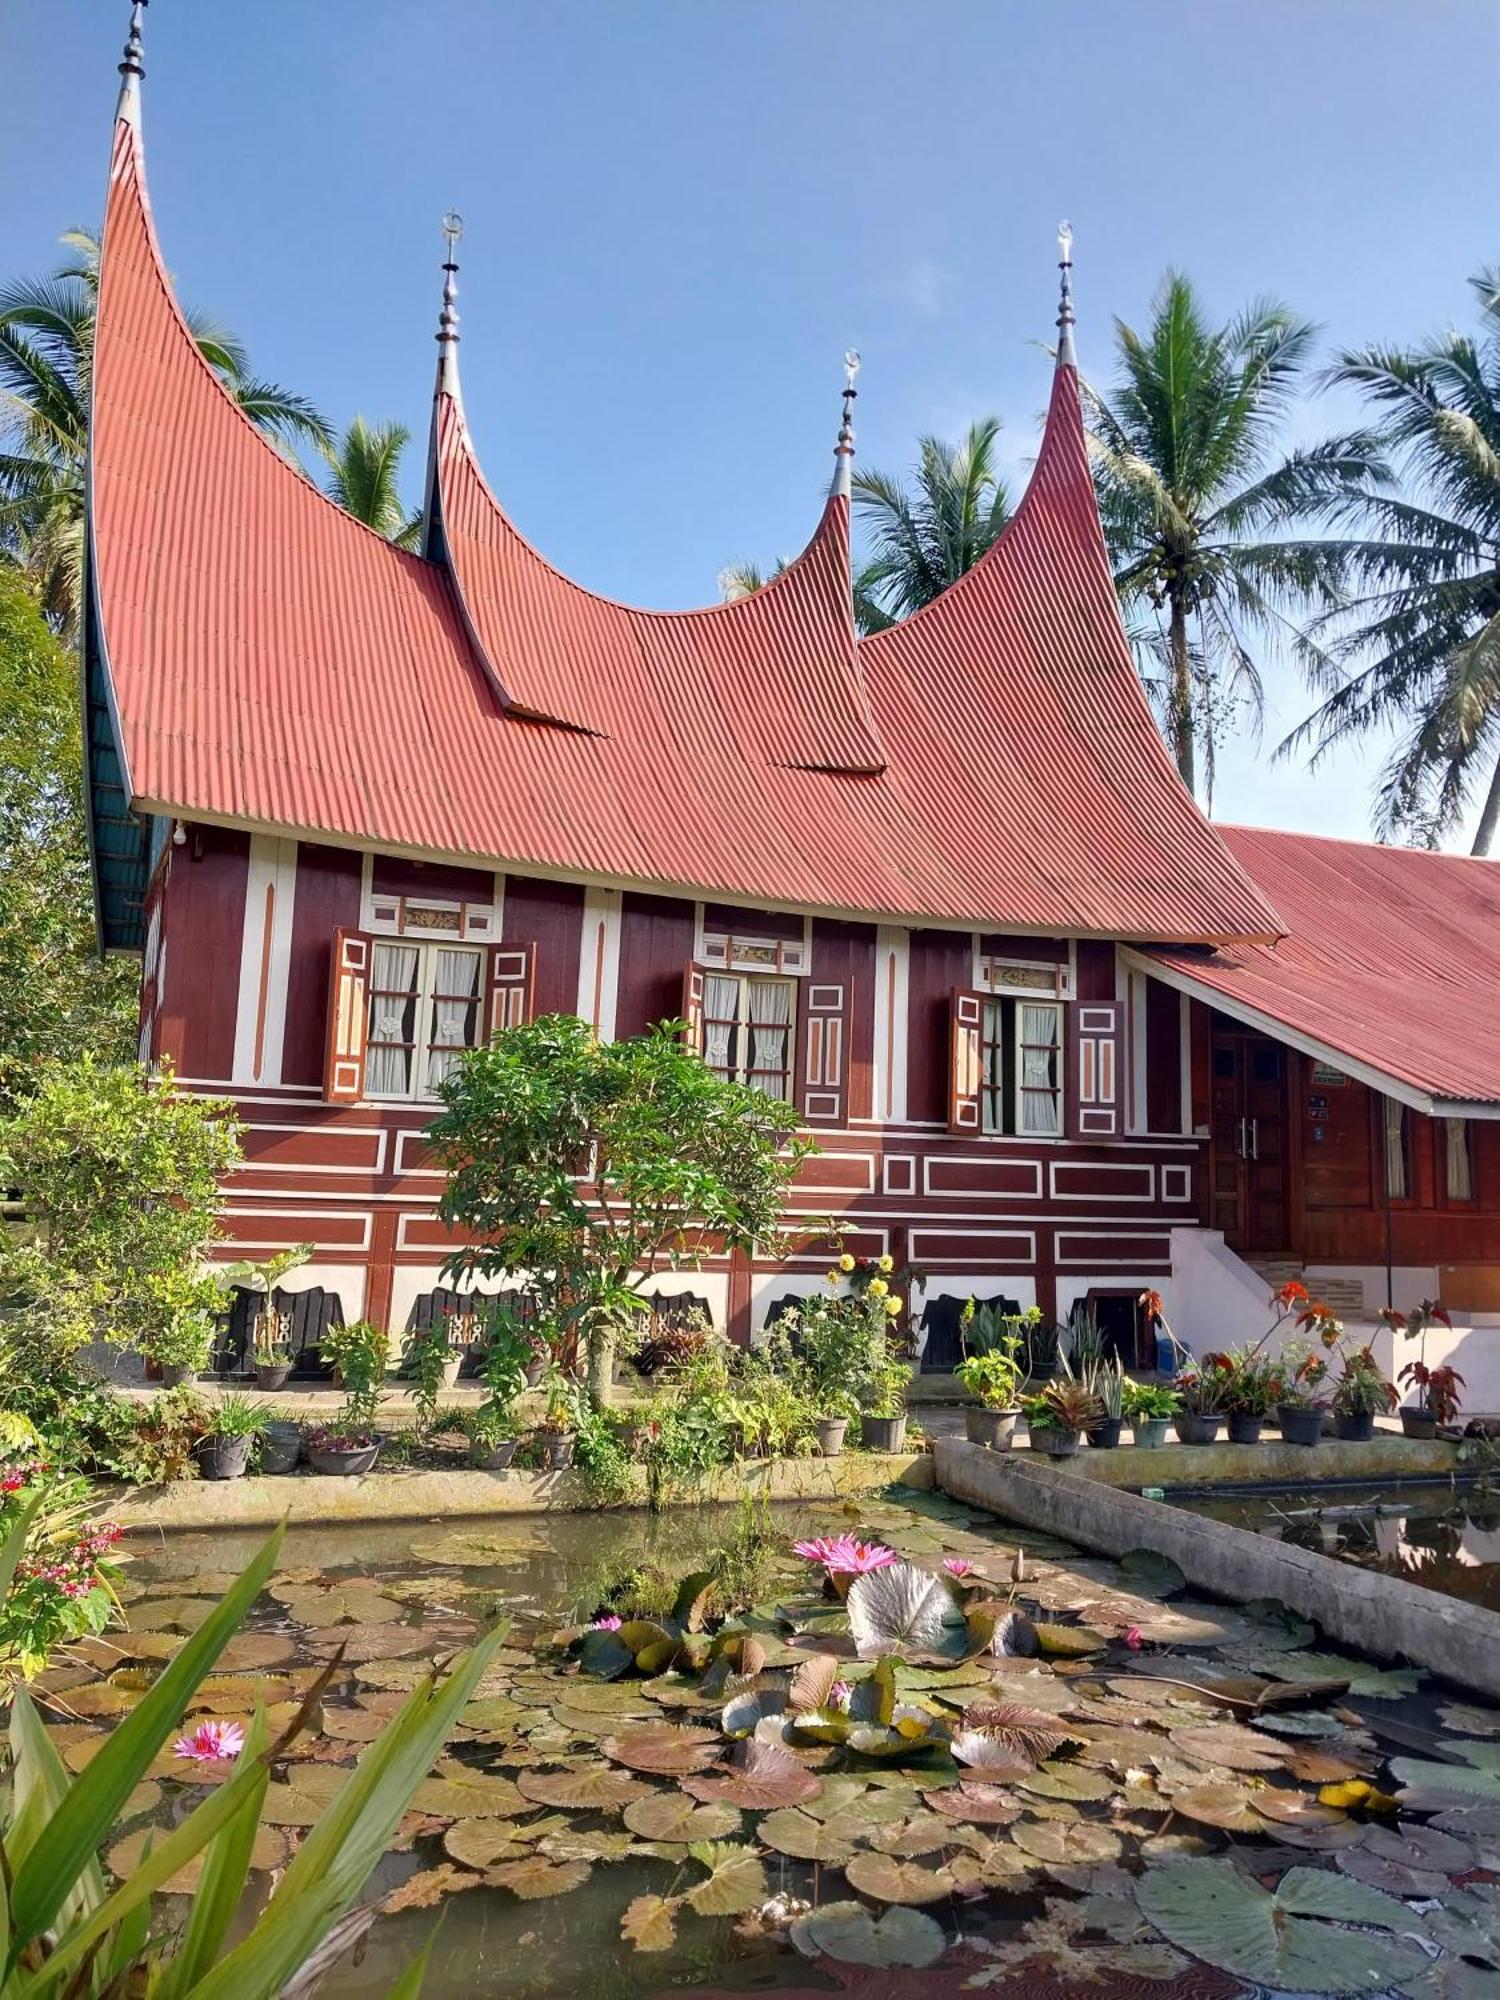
[787,1255,914,1421]
[0,1450,122,1680]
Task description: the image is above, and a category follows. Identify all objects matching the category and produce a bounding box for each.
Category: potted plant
[1383,1299,1458,1437]
[1275,1341,1329,1447]
[143,1269,221,1387]
[194,1392,262,1480]
[251,1321,294,1393]
[535,1373,579,1470]
[304,1419,381,1477]
[1082,1352,1126,1449]
[1397,1360,1464,1438]
[1122,1379,1178,1448]
[257,1409,303,1474]
[1210,1346,1281,1445]
[955,1335,1025,1449]
[465,1305,532,1468]
[1331,1344,1398,1441]
[321,1318,390,1406]
[861,1347,911,1453]
[816,1391,858,1459]
[466,1404,519,1471]
[1172,1367,1223,1445]
[1024,1379,1102,1459]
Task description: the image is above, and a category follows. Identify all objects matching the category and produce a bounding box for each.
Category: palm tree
[1286,268,1500,854]
[718,418,1011,637]
[1084,272,1381,800]
[0,229,330,638]
[318,417,421,548]
[851,417,1011,632]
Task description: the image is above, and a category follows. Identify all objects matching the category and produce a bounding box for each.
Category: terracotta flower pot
[1334,1410,1376,1442]
[1278,1404,1324,1447]
[1226,1412,1264,1446]
[862,1415,907,1454]
[817,1417,849,1458]
[970,1407,1020,1451]
[307,1441,380,1476]
[1131,1418,1170,1449]
[195,1434,252,1480]
[1174,1412,1221,1446]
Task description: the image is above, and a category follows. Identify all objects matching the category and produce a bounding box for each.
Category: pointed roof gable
[87,85,1281,943]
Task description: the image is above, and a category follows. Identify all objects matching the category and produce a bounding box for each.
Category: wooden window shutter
[800,981,847,1124]
[681,963,707,1051]
[1071,1001,1123,1137]
[323,927,372,1105]
[947,987,985,1134]
[488,943,536,1035]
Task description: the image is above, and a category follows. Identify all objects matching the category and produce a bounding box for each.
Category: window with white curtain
[980,997,1064,1135]
[700,972,794,1099]
[367,941,483,1100]
[1446,1117,1474,1202]
[1383,1095,1409,1200]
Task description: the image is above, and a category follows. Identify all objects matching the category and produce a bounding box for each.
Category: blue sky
[8,1,1499,844]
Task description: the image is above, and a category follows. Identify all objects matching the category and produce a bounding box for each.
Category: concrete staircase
[1242,1254,1367,1317]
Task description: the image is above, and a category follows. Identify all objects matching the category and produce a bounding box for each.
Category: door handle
[1238,1116,1248,1160]
[1250,1118,1259,1161]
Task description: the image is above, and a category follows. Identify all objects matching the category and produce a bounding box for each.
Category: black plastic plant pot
[1399,1405,1438,1439]
[1174,1413,1221,1446]
[195,1434,252,1481]
[255,1365,291,1392]
[1085,1418,1123,1450]
[862,1415,907,1454]
[1278,1405,1324,1447]
[1226,1412,1264,1446]
[259,1424,302,1474]
[1334,1410,1376,1442]
[160,1364,198,1388]
[307,1441,380,1476]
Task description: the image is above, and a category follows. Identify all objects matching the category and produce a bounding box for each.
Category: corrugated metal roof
[1146,826,1500,1106]
[89,105,1282,943]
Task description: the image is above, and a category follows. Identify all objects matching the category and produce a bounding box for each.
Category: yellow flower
[838,1254,856,1273]
[877,1254,894,1273]
[868,1278,889,1298]
[826,1268,841,1285]
[884,1297,901,1317]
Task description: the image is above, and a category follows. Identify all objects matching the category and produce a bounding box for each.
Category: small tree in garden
[429,1014,816,1405]
[0,1057,241,1361]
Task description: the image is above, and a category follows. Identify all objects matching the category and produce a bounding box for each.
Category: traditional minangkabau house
[83,16,1500,1395]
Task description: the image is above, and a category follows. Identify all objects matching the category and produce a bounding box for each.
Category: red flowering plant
[1201,1280,1312,1416]
[1294,1298,1399,1418]
[0,1446,124,1683]
[1382,1299,1461,1424]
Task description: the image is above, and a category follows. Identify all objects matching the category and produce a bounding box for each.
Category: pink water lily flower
[942,1558,975,1578]
[173,1719,245,1764]
[1123,1627,1143,1651]
[823,1538,899,1577]
[791,1537,847,1566]
[828,1680,854,1712]
[591,1614,623,1631]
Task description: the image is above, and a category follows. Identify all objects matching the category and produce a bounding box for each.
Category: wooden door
[1210,1030,1288,1252]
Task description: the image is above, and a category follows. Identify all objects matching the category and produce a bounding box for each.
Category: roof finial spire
[436,210,463,397]
[1056,219,1076,368]
[117,0,147,124]
[833,347,859,499]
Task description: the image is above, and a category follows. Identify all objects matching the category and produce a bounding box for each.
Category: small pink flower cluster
[828,1680,854,1712]
[591,1614,623,1631]
[791,1535,899,1577]
[14,1519,123,1598]
[0,1457,51,1495]
[942,1558,975,1578]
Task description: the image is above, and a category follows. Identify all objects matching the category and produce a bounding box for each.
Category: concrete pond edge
[935,1436,1500,1702]
[107,1449,934,1533]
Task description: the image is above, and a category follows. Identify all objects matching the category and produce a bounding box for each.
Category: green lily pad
[487,1855,592,1901]
[622,1793,742,1843]
[1170,1721,1287,1772]
[516,1764,652,1811]
[1011,1819,1121,1864]
[758,1807,858,1863]
[1135,1856,1429,1992]
[411,1762,525,1819]
[789,1900,947,1968]
[621,1892,681,1952]
[442,1819,532,1871]
[603,1725,720,1775]
[1119,1550,1187,1598]
[272,1581,402,1626]
[1016,1761,1114,1802]
[684,1839,768,1916]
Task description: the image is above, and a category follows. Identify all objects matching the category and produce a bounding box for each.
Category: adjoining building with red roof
[84,19,1500,1394]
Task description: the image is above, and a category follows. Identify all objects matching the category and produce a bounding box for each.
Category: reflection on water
[1177,1485,1500,1613]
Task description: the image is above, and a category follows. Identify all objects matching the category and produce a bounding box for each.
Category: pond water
[41,1491,1500,1999]
[1175,1484,1500,1617]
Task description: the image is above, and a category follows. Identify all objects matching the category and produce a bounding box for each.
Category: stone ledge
[107,1450,933,1533]
[1020,1431,1464,1490]
[934,1437,1500,1701]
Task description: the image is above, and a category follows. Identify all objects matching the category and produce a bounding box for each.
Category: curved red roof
[89,100,1281,943]
[1146,827,1500,1108]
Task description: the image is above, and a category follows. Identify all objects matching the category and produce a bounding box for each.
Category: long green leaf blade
[8,1521,285,1956]
[161,1709,271,2000]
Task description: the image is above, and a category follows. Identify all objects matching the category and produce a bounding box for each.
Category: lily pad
[949,1732,1034,1780]
[621,1892,681,1952]
[1033,1623,1105,1659]
[790,1653,842,1713]
[758,1807,859,1863]
[1170,1722,1287,1772]
[1119,1550,1187,1598]
[262,1761,347,1826]
[603,1725,720,1775]
[924,1781,1020,1826]
[411,1763,525,1819]
[684,1839,768,1916]
[1016,1762,1114,1802]
[846,1564,966,1661]
[789,1899,947,1968]
[682,1739,822,1810]
[843,1852,957,1905]
[443,1819,532,1871]
[487,1856,592,1900]
[517,1764,652,1812]
[107,1823,288,1893]
[1135,1856,1429,1991]
[959,1700,1073,1763]
[622,1792,742,1843]
[1011,1820,1121,1864]
[272,1581,401,1626]
[1160,1780,1265,1833]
